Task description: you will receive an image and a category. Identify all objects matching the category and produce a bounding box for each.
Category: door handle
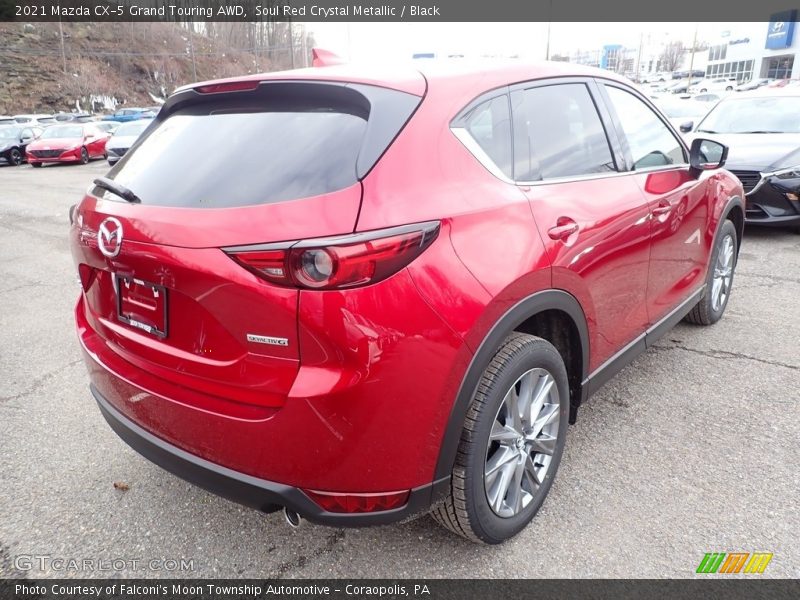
[652,201,672,216]
[547,219,579,241]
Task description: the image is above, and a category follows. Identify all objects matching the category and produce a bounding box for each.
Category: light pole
[685,24,698,93]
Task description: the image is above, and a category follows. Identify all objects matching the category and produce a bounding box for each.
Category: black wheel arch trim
[718,194,744,255]
[433,289,590,481]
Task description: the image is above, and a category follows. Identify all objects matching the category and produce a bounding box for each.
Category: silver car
[105,119,152,165]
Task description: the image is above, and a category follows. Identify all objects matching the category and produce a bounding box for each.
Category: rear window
[103,81,420,208]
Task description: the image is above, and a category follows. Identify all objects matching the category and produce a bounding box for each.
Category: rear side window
[462,96,513,178]
[604,86,686,169]
[103,82,420,208]
[511,83,616,181]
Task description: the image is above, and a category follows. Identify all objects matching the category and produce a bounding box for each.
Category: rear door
[512,79,652,371]
[72,80,422,408]
[597,82,709,324]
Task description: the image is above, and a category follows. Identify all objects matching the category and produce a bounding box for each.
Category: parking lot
[0,160,798,579]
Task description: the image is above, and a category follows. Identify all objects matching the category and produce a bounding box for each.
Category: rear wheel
[431,333,569,544]
[80,147,89,164]
[685,220,737,325]
[8,148,22,166]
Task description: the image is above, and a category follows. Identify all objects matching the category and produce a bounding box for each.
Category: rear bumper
[92,384,449,526]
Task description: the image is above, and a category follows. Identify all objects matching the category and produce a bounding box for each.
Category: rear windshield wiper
[93,177,141,204]
[695,129,718,133]
[738,130,784,134]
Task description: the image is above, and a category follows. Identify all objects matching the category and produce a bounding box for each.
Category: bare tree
[659,41,685,73]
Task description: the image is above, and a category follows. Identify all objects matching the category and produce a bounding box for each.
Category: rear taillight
[225,221,440,290]
[303,489,410,513]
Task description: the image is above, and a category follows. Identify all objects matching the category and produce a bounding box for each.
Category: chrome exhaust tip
[283,507,302,528]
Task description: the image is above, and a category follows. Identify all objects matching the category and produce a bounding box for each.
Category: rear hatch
[72,78,423,410]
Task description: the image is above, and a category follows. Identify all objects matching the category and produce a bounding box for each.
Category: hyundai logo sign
[766,11,796,49]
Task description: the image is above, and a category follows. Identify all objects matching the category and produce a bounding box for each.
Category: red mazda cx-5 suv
[70,59,743,544]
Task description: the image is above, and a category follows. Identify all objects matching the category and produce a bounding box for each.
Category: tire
[80,147,89,164]
[31,162,42,168]
[684,219,738,326]
[431,333,569,544]
[725,86,733,91]
[8,148,22,166]
[700,88,707,93]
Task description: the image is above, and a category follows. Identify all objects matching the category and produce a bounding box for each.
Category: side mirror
[679,121,694,133]
[20,136,32,143]
[690,138,728,177]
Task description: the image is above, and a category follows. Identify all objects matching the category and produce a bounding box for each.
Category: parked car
[689,77,737,94]
[655,98,712,133]
[105,119,152,165]
[672,69,706,79]
[691,89,800,231]
[70,60,743,544]
[102,108,152,123]
[0,115,17,125]
[668,79,703,94]
[13,114,55,126]
[0,125,43,165]
[736,78,771,92]
[54,112,93,122]
[94,121,120,135]
[26,123,110,166]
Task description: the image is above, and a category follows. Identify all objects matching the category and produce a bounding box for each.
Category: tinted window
[512,83,616,180]
[605,86,686,169]
[105,83,418,208]
[463,95,513,178]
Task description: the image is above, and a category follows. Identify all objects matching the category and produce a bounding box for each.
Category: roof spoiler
[312,48,346,68]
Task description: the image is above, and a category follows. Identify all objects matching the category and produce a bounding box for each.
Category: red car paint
[27,124,109,165]
[70,61,743,524]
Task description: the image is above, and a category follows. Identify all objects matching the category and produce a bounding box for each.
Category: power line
[0,44,298,57]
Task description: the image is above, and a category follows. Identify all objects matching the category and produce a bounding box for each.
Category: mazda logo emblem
[97,217,123,258]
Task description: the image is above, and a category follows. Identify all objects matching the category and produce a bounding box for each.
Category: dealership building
[570,13,800,83]
[704,19,799,82]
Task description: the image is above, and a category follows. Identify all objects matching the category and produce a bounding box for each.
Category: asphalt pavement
[0,161,798,579]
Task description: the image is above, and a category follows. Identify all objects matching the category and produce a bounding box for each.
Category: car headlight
[772,166,800,179]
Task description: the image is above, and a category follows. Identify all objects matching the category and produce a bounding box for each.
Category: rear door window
[104,82,419,208]
[511,83,617,181]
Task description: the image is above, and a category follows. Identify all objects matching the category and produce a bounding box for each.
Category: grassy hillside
[0,21,311,114]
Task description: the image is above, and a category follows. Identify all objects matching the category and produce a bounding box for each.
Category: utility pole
[289,20,295,69]
[635,32,643,82]
[253,22,260,72]
[686,24,698,93]
[300,25,307,68]
[58,17,67,75]
[188,24,197,81]
[545,0,553,60]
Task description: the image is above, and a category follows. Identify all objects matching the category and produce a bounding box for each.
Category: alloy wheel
[711,233,734,312]
[484,368,561,518]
